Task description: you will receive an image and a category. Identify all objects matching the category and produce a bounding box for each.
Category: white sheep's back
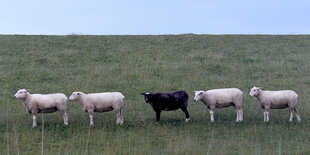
[206,88,242,103]
[86,92,124,103]
[206,88,242,96]
[261,90,298,101]
[31,93,67,108]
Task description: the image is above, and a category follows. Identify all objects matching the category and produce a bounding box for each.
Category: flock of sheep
[14,87,301,128]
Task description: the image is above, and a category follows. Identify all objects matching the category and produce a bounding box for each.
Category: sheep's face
[193,91,204,102]
[69,92,80,101]
[249,87,261,97]
[141,93,151,103]
[14,89,29,99]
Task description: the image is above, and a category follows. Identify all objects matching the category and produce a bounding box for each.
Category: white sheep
[69,91,125,125]
[14,89,68,127]
[193,88,243,122]
[249,86,301,122]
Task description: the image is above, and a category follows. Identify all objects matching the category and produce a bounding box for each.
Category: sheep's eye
[254,90,256,91]
[20,92,22,93]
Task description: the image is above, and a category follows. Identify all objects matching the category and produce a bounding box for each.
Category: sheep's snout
[68,96,74,101]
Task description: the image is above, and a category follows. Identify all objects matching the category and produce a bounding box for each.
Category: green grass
[1,35,310,154]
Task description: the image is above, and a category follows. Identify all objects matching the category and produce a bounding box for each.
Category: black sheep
[141,90,190,122]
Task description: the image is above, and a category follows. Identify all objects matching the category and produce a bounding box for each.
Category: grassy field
[1,35,310,154]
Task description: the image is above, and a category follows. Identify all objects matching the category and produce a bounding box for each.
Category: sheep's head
[69,92,81,101]
[193,91,204,102]
[14,89,30,99]
[249,86,261,97]
[141,92,151,103]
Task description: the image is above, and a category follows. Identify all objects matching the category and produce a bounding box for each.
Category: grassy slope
[1,35,310,154]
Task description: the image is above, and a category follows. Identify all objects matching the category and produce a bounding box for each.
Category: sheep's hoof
[185,118,191,122]
[116,122,123,125]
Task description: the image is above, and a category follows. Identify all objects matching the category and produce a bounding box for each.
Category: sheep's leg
[64,112,68,125]
[235,106,242,122]
[116,112,120,125]
[289,107,294,122]
[266,111,270,122]
[294,107,301,122]
[236,109,243,122]
[239,108,243,122]
[155,111,161,122]
[263,111,266,122]
[119,108,124,124]
[180,106,191,122]
[88,111,94,126]
[60,110,68,125]
[263,106,270,122]
[235,109,239,122]
[115,109,123,125]
[32,114,37,127]
[209,110,215,122]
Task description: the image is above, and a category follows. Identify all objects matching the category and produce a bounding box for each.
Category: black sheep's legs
[180,106,191,122]
[156,111,161,122]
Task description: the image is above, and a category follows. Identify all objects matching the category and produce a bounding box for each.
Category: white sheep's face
[249,86,260,97]
[193,91,204,102]
[14,89,29,99]
[69,92,80,101]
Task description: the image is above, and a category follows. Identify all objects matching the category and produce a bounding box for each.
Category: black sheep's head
[141,92,151,103]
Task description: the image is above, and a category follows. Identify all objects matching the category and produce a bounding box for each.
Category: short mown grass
[1,35,310,154]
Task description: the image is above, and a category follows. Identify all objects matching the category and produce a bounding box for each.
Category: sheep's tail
[119,93,125,100]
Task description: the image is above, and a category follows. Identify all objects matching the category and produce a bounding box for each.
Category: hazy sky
[1,0,309,35]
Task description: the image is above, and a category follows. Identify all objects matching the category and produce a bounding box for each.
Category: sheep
[193,88,243,122]
[14,89,68,127]
[249,86,301,122]
[69,91,125,125]
[141,90,190,122]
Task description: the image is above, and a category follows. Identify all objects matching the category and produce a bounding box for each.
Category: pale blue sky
[0,0,309,35]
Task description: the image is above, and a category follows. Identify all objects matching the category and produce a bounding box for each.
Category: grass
[1,34,310,154]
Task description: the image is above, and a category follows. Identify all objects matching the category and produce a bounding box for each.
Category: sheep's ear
[26,89,30,92]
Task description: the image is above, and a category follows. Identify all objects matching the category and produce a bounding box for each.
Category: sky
[0,0,309,35]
